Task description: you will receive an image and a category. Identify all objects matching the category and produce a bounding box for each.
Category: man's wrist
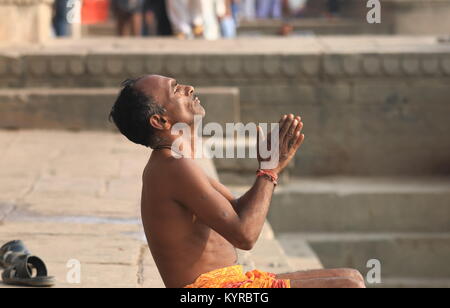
[256,169,279,186]
[258,166,280,177]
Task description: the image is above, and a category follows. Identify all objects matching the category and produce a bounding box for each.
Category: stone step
[213,136,295,185]
[370,278,450,289]
[82,18,392,38]
[278,232,450,280]
[268,177,450,233]
[0,87,240,131]
[230,186,323,274]
[238,18,392,36]
[2,37,450,177]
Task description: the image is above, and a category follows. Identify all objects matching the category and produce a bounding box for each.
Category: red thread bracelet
[256,169,279,186]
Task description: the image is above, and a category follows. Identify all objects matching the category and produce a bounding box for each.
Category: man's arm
[172,114,304,250]
[170,158,266,250]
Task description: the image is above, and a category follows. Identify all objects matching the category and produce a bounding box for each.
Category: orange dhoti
[185,265,290,288]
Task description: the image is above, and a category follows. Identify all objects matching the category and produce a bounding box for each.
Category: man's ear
[149,115,168,130]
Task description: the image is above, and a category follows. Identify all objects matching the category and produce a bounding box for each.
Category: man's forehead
[135,75,174,94]
[137,75,173,87]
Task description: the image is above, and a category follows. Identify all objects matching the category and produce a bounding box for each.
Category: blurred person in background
[219,0,237,38]
[278,0,308,36]
[256,0,282,19]
[239,0,256,21]
[111,0,144,36]
[326,0,340,18]
[143,0,173,36]
[166,0,204,39]
[202,0,228,40]
[53,0,71,37]
[230,0,240,23]
[284,0,308,18]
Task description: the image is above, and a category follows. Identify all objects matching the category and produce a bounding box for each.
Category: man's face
[135,75,205,126]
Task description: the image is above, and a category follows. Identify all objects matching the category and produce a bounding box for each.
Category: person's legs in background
[271,0,282,18]
[256,0,282,19]
[327,0,340,17]
[190,0,205,38]
[286,0,308,18]
[256,0,271,18]
[230,0,240,24]
[53,0,70,37]
[167,0,193,38]
[111,0,143,36]
[220,16,237,38]
[240,0,256,21]
[199,0,222,40]
[143,0,157,36]
[130,8,143,36]
[153,0,173,35]
[219,0,237,39]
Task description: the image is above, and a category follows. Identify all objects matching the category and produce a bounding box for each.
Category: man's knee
[344,278,366,289]
[337,268,365,282]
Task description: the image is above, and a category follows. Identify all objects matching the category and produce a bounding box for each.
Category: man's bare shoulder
[167,157,209,184]
[143,155,207,186]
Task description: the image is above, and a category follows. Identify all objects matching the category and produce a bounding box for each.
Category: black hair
[109,78,166,148]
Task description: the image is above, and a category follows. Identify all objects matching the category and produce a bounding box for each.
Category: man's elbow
[236,240,255,251]
[233,233,256,251]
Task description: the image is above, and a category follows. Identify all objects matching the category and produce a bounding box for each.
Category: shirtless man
[109,75,366,288]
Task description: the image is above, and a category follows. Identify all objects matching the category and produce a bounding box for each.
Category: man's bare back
[141,152,239,288]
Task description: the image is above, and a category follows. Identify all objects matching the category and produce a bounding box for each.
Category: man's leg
[290,277,366,288]
[276,268,365,283]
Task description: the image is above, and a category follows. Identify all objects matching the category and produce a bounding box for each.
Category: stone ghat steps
[371,278,450,289]
[237,223,323,275]
[0,87,240,131]
[0,87,294,184]
[229,186,324,275]
[1,37,449,90]
[237,18,392,36]
[1,37,450,178]
[268,177,450,233]
[278,232,450,286]
[83,18,392,38]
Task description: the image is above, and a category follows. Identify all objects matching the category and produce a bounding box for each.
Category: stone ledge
[0,87,240,130]
[268,176,450,233]
[0,0,53,5]
[0,53,444,79]
[0,38,449,84]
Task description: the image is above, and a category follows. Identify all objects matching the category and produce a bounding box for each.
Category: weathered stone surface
[21,193,140,218]
[0,87,240,131]
[0,130,300,288]
[268,177,450,233]
[1,37,450,177]
[303,233,450,280]
[139,246,165,288]
[276,236,324,271]
[0,221,145,288]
